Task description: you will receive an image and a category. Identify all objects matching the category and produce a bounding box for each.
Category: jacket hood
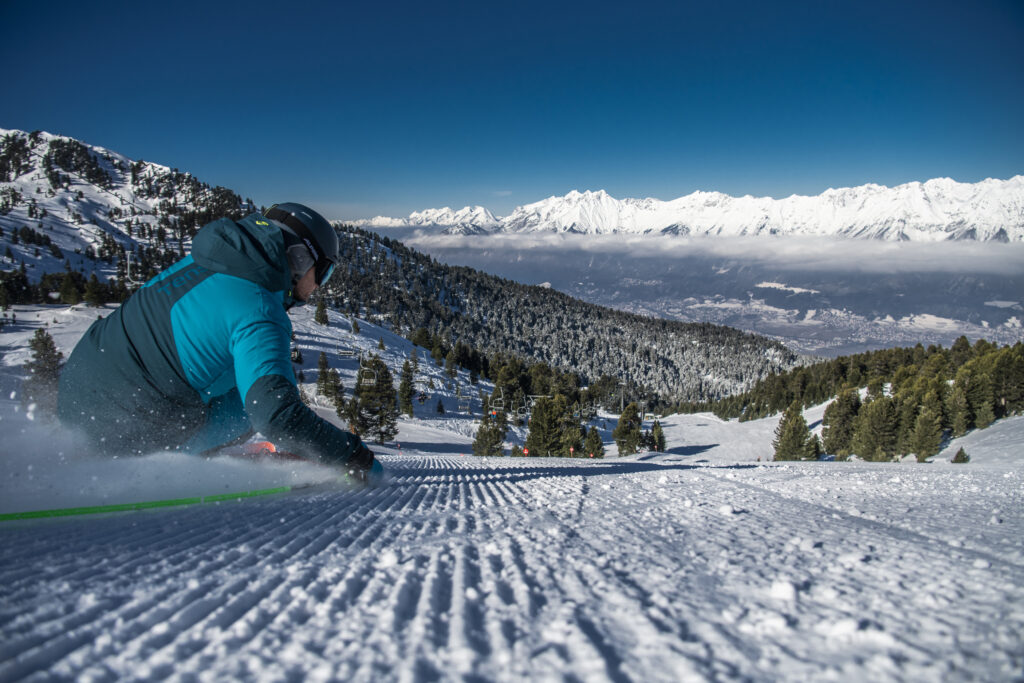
[191,213,291,292]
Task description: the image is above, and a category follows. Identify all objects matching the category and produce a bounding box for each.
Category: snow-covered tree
[23,328,63,416]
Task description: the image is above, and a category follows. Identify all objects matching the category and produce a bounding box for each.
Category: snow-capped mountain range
[353,177,1024,241]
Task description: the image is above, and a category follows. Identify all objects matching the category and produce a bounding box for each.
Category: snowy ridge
[362,205,498,234]
[0,127,249,284]
[351,177,1024,241]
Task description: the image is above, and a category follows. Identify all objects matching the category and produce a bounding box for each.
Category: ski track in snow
[2,453,1023,682]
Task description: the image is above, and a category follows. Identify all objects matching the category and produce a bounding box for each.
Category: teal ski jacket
[58,213,365,467]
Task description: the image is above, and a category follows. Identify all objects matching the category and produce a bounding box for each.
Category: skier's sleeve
[230,317,366,468]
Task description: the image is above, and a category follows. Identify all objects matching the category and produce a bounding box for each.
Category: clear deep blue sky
[2,0,1023,219]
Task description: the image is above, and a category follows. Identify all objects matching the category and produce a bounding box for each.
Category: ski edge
[0,485,293,521]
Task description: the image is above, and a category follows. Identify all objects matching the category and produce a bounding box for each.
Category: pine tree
[331,373,346,416]
[974,398,995,430]
[772,401,810,461]
[949,385,971,437]
[472,411,505,456]
[951,447,970,463]
[972,371,996,429]
[525,395,561,457]
[378,336,385,351]
[59,271,80,305]
[612,402,642,456]
[866,377,885,402]
[912,403,943,462]
[23,328,63,416]
[850,396,898,461]
[560,420,584,458]
[895,392,920,457]
[436,399,445,414]
[411,347,419,374]
[807,433,823,460]
[584,426,605,458]
[445,348,458,378]
[651,420,666,452]
[351,318,360,334]
[83,273,104,307]
[347,356,398,443]
[822,388,860,458]
[316,351,330,396]
[314,299,328,325]
[399,360,414,417]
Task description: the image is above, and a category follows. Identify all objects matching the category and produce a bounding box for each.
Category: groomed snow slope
[1,307,1023,681]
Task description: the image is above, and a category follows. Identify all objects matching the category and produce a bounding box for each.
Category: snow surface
[2,305,1024,681]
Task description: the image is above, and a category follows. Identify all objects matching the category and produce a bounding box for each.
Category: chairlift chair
[358,355,377,387]
[489,387,505,412]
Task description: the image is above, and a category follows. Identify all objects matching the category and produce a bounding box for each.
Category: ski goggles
[265,206,336,287]
[317,261,335,287]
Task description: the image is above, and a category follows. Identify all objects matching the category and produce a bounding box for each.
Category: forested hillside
[684,336,1024,461]
[319,225,798,402]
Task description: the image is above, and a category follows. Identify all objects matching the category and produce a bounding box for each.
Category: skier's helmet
[263,202,339,286]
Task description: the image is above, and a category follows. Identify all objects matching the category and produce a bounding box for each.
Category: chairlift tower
[124,252,145,288]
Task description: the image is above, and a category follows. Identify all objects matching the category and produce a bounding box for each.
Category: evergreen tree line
[762,337,1024,462]
[474,397,667,458]
[0,264,133,309]
[693,337,1024,424]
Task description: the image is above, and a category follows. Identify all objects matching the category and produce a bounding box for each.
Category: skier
[58,203,382,484]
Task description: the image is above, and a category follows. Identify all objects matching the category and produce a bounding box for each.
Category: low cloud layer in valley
[386,232,1024,355]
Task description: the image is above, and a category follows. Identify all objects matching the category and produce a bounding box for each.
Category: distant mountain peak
[351,177,1024,241]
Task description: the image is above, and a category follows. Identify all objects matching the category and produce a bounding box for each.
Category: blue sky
[2,0,1022,219]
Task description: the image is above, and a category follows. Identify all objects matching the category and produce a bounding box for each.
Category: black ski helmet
[263,202,339,286]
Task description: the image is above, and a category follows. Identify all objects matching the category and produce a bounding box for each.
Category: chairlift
[358,355,377,387]
[337,346,356,358]
[489,387,505,412]
[458,398,471,412]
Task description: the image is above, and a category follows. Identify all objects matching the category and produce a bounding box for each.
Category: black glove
[345,441,375,483]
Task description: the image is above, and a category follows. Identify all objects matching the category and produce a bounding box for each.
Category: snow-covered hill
[0,127,249,285]
[353,177,1024,240]
[1,304,1023,680]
